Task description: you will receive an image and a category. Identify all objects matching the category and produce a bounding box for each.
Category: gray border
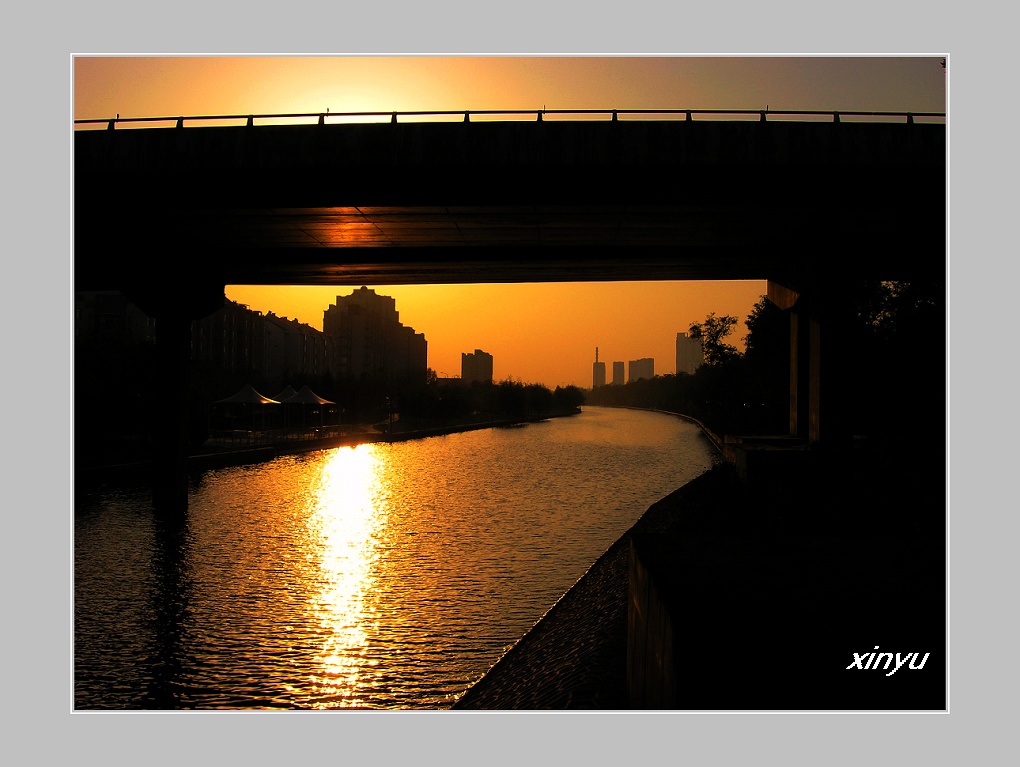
[27,5,996,763]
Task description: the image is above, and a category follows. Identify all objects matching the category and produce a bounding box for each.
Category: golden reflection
[307,443,388,707]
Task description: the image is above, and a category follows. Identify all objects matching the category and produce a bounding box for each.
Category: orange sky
[73,56,946,122]
[73,56,946,387]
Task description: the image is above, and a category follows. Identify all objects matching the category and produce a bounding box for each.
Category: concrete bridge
[73,110,946,509]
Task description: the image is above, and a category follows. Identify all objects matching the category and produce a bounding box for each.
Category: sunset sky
[73,56,947,388]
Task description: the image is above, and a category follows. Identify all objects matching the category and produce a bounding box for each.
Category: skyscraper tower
[593,346,607,388]
[612,361,625,385]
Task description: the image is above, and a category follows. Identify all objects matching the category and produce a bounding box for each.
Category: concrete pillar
[150,311,192,513]
[770,279,855,448]
[126,281,225,514]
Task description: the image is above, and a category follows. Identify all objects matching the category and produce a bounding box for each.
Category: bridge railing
[73,108,946,130]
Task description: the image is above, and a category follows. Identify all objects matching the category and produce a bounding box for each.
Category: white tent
[286,386,336,429]
[272,385,298,403]
[213,385,281,434]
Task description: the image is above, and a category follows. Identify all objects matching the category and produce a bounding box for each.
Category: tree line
[396,377,585,432]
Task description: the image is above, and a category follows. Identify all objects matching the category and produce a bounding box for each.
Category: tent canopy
[288,385,334,405]
[273,385,298,403]
[214,384,280,405]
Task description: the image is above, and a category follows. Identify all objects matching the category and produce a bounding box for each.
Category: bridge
[73,109,946,509]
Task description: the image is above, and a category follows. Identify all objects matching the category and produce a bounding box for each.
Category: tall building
[676,331,704,375]
[628,357,654,382]
[264,312,334,382]
[191,298,268,379]
[461,348,494,384]
[612,361,625,386]
[191,299,335,386]
[592,347,606,388]
[323,287,428,386]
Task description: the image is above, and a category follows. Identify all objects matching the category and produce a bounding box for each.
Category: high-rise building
[461,348,494,384]
[263,312,334,383]
[676,331,704,375]
[592,347,606,388]
[323,287,428,386]
[612,361,625,385]
[628,357,654,382]
[191,298,268,379]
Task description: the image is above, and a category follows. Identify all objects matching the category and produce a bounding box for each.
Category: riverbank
[453,449,946,710]
[75,409,581,485]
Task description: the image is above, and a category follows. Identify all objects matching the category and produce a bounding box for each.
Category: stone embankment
[452,468,727,710]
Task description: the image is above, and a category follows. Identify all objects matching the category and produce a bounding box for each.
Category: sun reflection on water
[306,443,388,707]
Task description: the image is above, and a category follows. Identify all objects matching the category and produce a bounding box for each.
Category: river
[74,406,719,709]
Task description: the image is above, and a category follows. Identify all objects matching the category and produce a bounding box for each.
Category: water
[74,406,718,709]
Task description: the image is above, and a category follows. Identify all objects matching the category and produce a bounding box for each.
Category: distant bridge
[73,110,946,508]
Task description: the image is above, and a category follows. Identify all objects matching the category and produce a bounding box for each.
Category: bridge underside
[77,202,940,292]
[75,120,945,294]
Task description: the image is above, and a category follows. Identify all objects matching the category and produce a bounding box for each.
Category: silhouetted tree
[553,385,585,411]
[688,312,740,365]
[740,296,790,433]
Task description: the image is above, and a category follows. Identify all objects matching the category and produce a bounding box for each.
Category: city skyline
[75,55,945,389]
[226,281,766,389]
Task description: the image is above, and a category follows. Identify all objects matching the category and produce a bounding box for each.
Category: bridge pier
[150,311,192,512]
[768,279,857,449]
[124,281,225,513]
[726,280,855,494]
